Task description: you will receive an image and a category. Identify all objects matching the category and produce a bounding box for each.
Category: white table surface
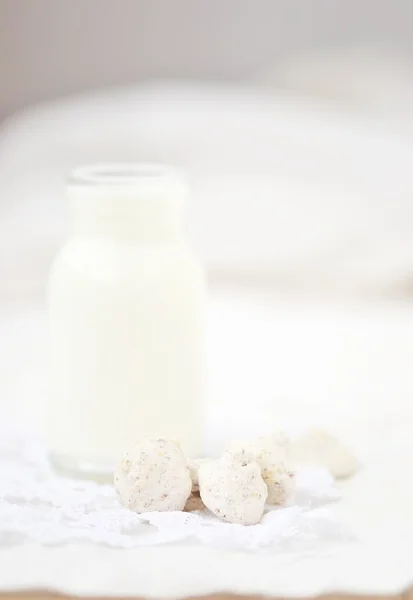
[0,288,412,597]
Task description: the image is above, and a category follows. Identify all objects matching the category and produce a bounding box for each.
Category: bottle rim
[68,163,187,189]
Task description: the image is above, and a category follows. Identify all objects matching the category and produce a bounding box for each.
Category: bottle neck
[70,195,185,243]
[67,164,188,244]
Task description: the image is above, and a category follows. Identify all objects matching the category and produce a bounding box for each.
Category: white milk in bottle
[47,164,206,476]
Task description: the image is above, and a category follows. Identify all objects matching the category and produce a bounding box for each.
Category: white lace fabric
[0,434,346,552]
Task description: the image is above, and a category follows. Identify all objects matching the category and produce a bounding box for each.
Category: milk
[47,164,206,472]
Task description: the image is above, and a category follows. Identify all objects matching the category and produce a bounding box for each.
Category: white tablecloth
[0,290,412,597]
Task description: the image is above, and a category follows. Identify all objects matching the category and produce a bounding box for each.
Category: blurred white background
[1,0,413,448]
[2,0,413,119]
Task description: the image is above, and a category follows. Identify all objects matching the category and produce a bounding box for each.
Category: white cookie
[290,429,360,479]
[187,457,208,493]
[227,433,295,505]
[199,450,267,525]
[114,438,192,513]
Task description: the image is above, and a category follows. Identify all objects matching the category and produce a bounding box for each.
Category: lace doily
[0,434,346,552]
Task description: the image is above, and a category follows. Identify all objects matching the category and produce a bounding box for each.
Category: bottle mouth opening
[68,163,185,187]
